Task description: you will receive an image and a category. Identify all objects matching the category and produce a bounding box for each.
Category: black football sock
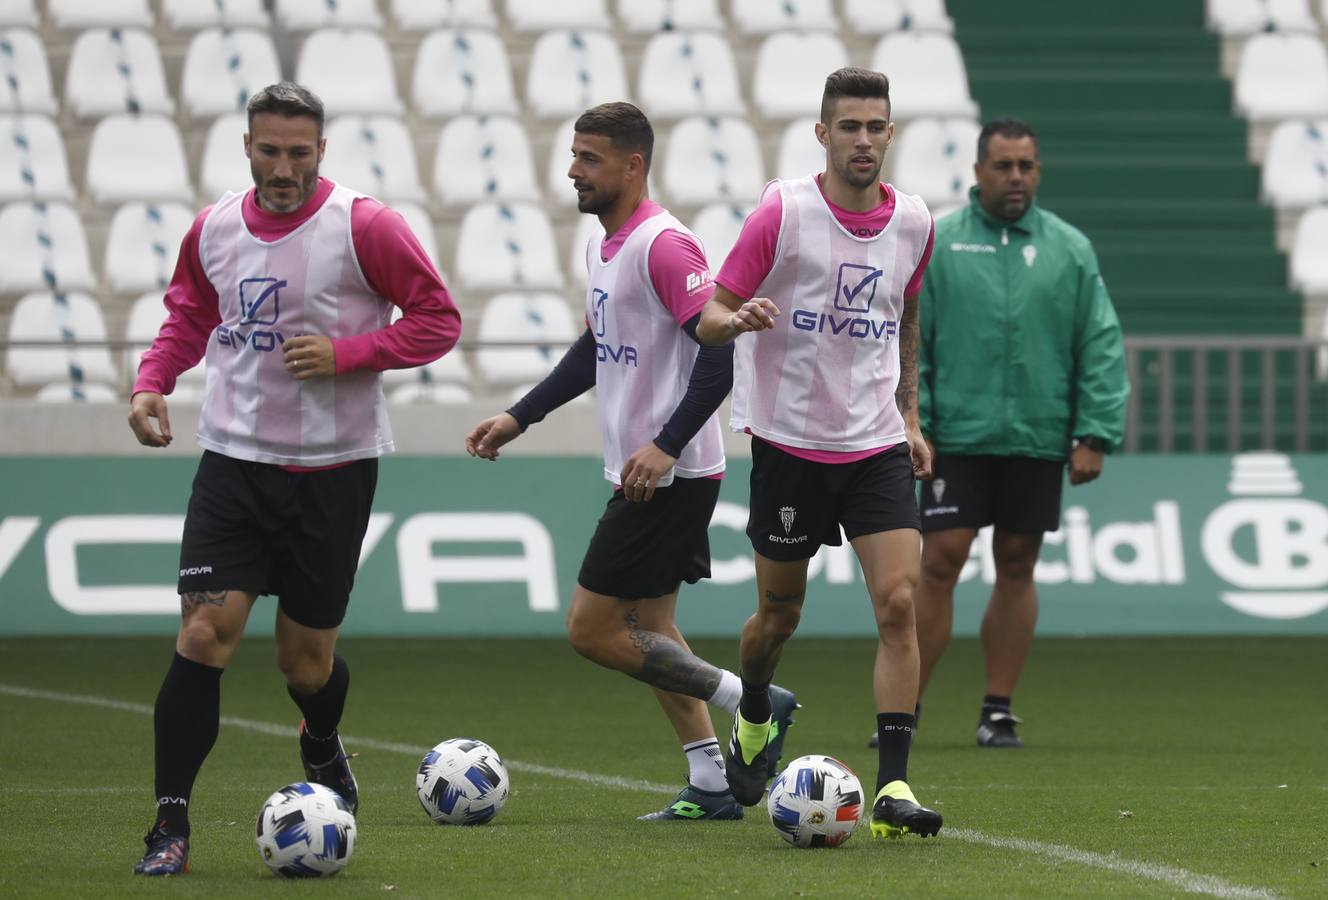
[738,678,772,724]
[289,654,350,765]
[875,712,915,792]
[982,694,1012,718]
[152,652,223,837]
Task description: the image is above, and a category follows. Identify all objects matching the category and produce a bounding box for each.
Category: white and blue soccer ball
[255,782,356,877]
[416,737,510,825]
[767,754,864,848]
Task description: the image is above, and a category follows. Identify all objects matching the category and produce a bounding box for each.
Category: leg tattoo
[180,591,227,614]
[624,607,722,700]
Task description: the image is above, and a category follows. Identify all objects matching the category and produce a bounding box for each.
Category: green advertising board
[1,453,1325,636]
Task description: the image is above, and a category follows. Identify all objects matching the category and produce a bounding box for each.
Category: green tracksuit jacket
[919,188,1129,461]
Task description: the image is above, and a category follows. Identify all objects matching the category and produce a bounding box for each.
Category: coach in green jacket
[877,119,1128,751]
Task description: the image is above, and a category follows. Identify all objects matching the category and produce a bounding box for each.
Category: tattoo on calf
[623,606,722,699]
[763,589,805,605]
[180,590,227,614]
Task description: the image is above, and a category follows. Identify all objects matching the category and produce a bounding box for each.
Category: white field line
[0,683,1277,899]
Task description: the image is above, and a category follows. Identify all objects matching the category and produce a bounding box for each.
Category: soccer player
[465,102,797,821]
[127,82,461,875]
[696,68,942,839]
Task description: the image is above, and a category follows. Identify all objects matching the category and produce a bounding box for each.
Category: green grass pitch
[1,635,1324,898]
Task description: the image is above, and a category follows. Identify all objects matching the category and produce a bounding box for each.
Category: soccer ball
[416,737,510,825]
[767,755,864,848]
[255,782,356,877]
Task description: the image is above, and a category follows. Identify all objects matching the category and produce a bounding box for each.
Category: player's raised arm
[696,285,779,345]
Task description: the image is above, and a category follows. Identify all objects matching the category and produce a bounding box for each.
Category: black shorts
[747,437,920,562]
[177,450,379,629]
[577,475,721,600]
[918,453,1064,534]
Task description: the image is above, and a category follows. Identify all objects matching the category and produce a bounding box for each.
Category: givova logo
[590,287,638,366]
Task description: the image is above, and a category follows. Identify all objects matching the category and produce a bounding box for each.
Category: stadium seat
[321,115,426,203]
[163,0,271,29]
[65,28,174,118]
[752,32,849,120]
[1206,0,1317,35]
[506,0,607,30]
[731,0,836,33]
[1261,120,1328,208]
[125,291,207,388]
[0,201,95,293]
[389,381,473,404]
[775,117,824,180]
[295,29,402,116]
[1290,205,1328,292]
[6,291,117,388]
[0,1,36,27]
[391,0,497,29]
[180,28,281,120]
[870,32,979,119]
[86,114,192,205]
[638,31,745,118]
[392,201,444,275]
[275,0,382,29]
[892,117,981,211]
[411,29,519,117]
[35,381,120,402]
[455,201,563,291]
[432,114,538,206]
[545,116,578,208]
[617,0,723,32]
[475,292,578,386]
[567,212,599,288]
[49,0,152,28]
[1234,33,1328,121]
[104,202,194,293]
[843,0,954,34]
[0,114,75,201]
[690,202,748,269]
[199,112,250,198]
[525,30,628,120]
[0,28,58,113]
[662,116,766,205]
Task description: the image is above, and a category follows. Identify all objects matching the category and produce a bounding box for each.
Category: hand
[465,413,522,460]
[619,442,677,502]
[906,428,933,480]
[128,391,172,448]
[728,297,779,335]
[283,335,335,380]
[1069,444,1104,485]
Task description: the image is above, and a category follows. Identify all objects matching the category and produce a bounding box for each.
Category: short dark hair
[246,82,325,135]
[977,119,1038,163]
[574,102,654,173]
[820,67,891,124]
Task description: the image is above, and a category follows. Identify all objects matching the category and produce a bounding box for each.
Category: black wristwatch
[1074,435,1107,452]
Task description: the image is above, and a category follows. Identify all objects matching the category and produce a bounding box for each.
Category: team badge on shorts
[779,505,797,535]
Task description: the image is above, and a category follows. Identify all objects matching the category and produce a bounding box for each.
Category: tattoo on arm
[624,607,722,700]
[895,296,919,417]
[180,590,227,614]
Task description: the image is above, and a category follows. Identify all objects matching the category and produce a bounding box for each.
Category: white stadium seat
[871,32,978,119]
[662,116,766,205]
[892,117,980,210]
[276,0,382,29]
[1206,0,1316,35]
[389,382,473,404]
[525,30,628,120]
[412,29,519,117]
[104,202,194,293]
[1234,33,1328,121]
[65,28,174,118]
[455,201,563,291]
[567,212,600,288]
[322,115,427,203]
[35,381,119,402]
[392,0,497,30]
[86,114,193,205]
[844,0,954,33]
[49,0,152,28]
[753,32,849,120]
[732,0,836,32]
[1290,206,1328,292]
[0,114,75,201]
[0,1,36,27]
[180,28,281,120]
[618,0,723,32]
[295,29,402,116]
[1261,120,1328,209]
[433,114,538,206]
[638,31,745,118]
[0,201,95,293]
[475,292,578,386]
[546,116,578,208]
[775,117,824,180]
[690,202,749,269]
[6,291,117,387]
[163,0,271,29]
[393,201,444,274]
[126,291,207,387]
[0,28,58,113]
[505,0,607,31]
[200,113,250,198]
